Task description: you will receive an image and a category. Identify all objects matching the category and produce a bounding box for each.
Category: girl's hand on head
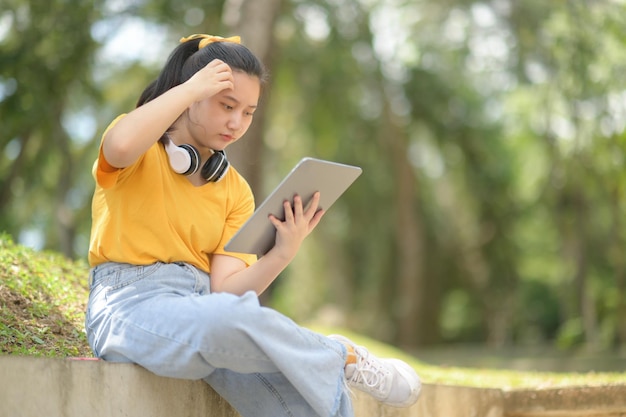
[268,192,325,261]
[186,59,234,102]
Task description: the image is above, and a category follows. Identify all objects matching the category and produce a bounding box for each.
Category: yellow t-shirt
[88,115,257,273]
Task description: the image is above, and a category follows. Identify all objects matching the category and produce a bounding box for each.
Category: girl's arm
[210,193,325,295]
[102,60,234,168]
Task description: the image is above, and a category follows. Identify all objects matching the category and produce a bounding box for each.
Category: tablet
[224,157,362,257]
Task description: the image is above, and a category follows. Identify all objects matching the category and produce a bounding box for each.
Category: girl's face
[185,71,261,156]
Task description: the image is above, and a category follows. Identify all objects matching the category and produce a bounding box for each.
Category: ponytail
[136,39,200,107]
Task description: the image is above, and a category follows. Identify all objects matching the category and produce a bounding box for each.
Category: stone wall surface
[0,356,238,417]
[503,385,626,417]
[1,356,625,417]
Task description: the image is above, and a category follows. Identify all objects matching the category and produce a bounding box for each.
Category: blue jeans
[85,262,353,417]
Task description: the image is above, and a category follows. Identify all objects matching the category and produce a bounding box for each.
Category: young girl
[85,34,421,417]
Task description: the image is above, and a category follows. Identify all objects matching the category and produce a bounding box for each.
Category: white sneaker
[329,335,421,408]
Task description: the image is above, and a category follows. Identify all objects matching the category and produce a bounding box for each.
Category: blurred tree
[221,0,283,197]
[501,0,626,350]
[0,0,103,257]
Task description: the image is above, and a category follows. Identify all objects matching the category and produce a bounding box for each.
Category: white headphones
[163,136,229,182]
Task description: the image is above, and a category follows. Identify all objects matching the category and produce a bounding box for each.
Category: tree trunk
[609,189,626,349]
[221,0,283,200]
[378,101,428,348]
[391,138,427,347]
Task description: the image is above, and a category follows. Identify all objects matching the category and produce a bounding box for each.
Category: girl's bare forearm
[103,83,197,168]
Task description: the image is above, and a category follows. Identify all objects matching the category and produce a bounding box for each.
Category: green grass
[1,233,625,389]
[0,234,92,357]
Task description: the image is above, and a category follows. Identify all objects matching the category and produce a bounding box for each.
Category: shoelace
[348,346,388,394]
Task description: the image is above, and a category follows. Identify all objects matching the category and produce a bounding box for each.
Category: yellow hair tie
[179,34,241,49]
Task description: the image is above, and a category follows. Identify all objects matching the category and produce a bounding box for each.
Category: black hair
[136,37,267,107]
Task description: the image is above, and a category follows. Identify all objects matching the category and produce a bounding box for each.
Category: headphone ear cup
[201,150,230,182]
[177,144,200,176]
[164,141,200,176]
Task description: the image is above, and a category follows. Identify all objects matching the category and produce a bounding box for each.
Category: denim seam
[254,373,294,417]
[332,343,350,417]
[106,263,161,291]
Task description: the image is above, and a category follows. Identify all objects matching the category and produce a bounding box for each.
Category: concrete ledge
[352,384,504,417]
[504,385,626,417]
[1,356,625,417]
[0,356,239,417]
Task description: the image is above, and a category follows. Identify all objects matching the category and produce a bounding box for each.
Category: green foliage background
[1,0,626,353]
